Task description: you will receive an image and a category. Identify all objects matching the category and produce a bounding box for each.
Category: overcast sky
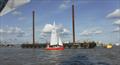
[0,0,120,44]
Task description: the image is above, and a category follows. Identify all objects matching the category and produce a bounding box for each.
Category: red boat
[46,44,64,50]
[45,22,64,50]
[46,47,64,50]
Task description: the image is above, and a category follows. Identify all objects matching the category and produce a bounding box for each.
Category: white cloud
[42,24,54,33]
[59,4,67,9]
[8,27,24,34]
[0,29,5,33]
[62,28,70,34]
[59,0,71,10]
[0,26,25,37]
[113,27,120,32]
[12,11,22,16]
[94,30,103,34]
[18,17,26,20]
[80,28,103,36]
[107,9,120,18]
[80,30,92,36]
[40,32,47,36]
[113,19,120,25]
[42,23,70,35]
[12,11,26,21]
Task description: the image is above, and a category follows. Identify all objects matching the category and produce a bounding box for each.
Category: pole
[118,25,120,44]
[72,0,75,44]
[32,11,35,46]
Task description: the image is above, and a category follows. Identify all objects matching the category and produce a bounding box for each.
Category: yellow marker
[106,44,112,49]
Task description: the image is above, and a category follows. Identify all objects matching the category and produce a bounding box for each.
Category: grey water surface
[0,46,120,65]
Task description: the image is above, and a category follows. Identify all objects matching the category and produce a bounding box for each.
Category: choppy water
[0,46,120,65]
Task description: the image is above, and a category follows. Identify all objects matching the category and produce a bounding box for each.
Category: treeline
[21,41,96,49]
[0,44,15,47]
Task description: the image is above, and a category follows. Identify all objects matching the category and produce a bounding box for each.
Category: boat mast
[72,0,76,44]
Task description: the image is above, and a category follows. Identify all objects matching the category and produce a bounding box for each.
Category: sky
[0,0,120,44]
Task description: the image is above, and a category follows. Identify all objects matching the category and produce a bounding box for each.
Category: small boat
[46,22,64,50]
[103,44,113,49]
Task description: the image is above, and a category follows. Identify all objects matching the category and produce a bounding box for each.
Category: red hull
[46,46,64,50]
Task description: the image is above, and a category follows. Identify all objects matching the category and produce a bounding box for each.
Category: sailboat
[46,22,64,50]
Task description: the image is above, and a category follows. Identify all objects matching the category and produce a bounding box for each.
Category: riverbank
[21,42,96,49]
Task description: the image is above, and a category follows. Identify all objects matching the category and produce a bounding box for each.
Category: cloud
[40,32,47,36]
[107,9,120,18]
[12,11,26,21]
[80,30,92,36]
[61,28,70,34]
[0,29,5,33]
[12,11,22,16]
[42,23,70,35]
[8,27,24,34]
[113,27,120,32]
[0,26,25,37]
[113,19,120,25]
[18,17,26,20]
[59,0,71,10]
[42,24,54,33]
[80,28,103,36]
[94,30,103,34]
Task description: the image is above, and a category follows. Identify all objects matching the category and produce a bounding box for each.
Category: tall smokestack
[32,11,35,45]
[118,25,120,44]
[72,0,75,44]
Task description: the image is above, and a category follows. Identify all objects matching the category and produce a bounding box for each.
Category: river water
[0,46,120,65]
